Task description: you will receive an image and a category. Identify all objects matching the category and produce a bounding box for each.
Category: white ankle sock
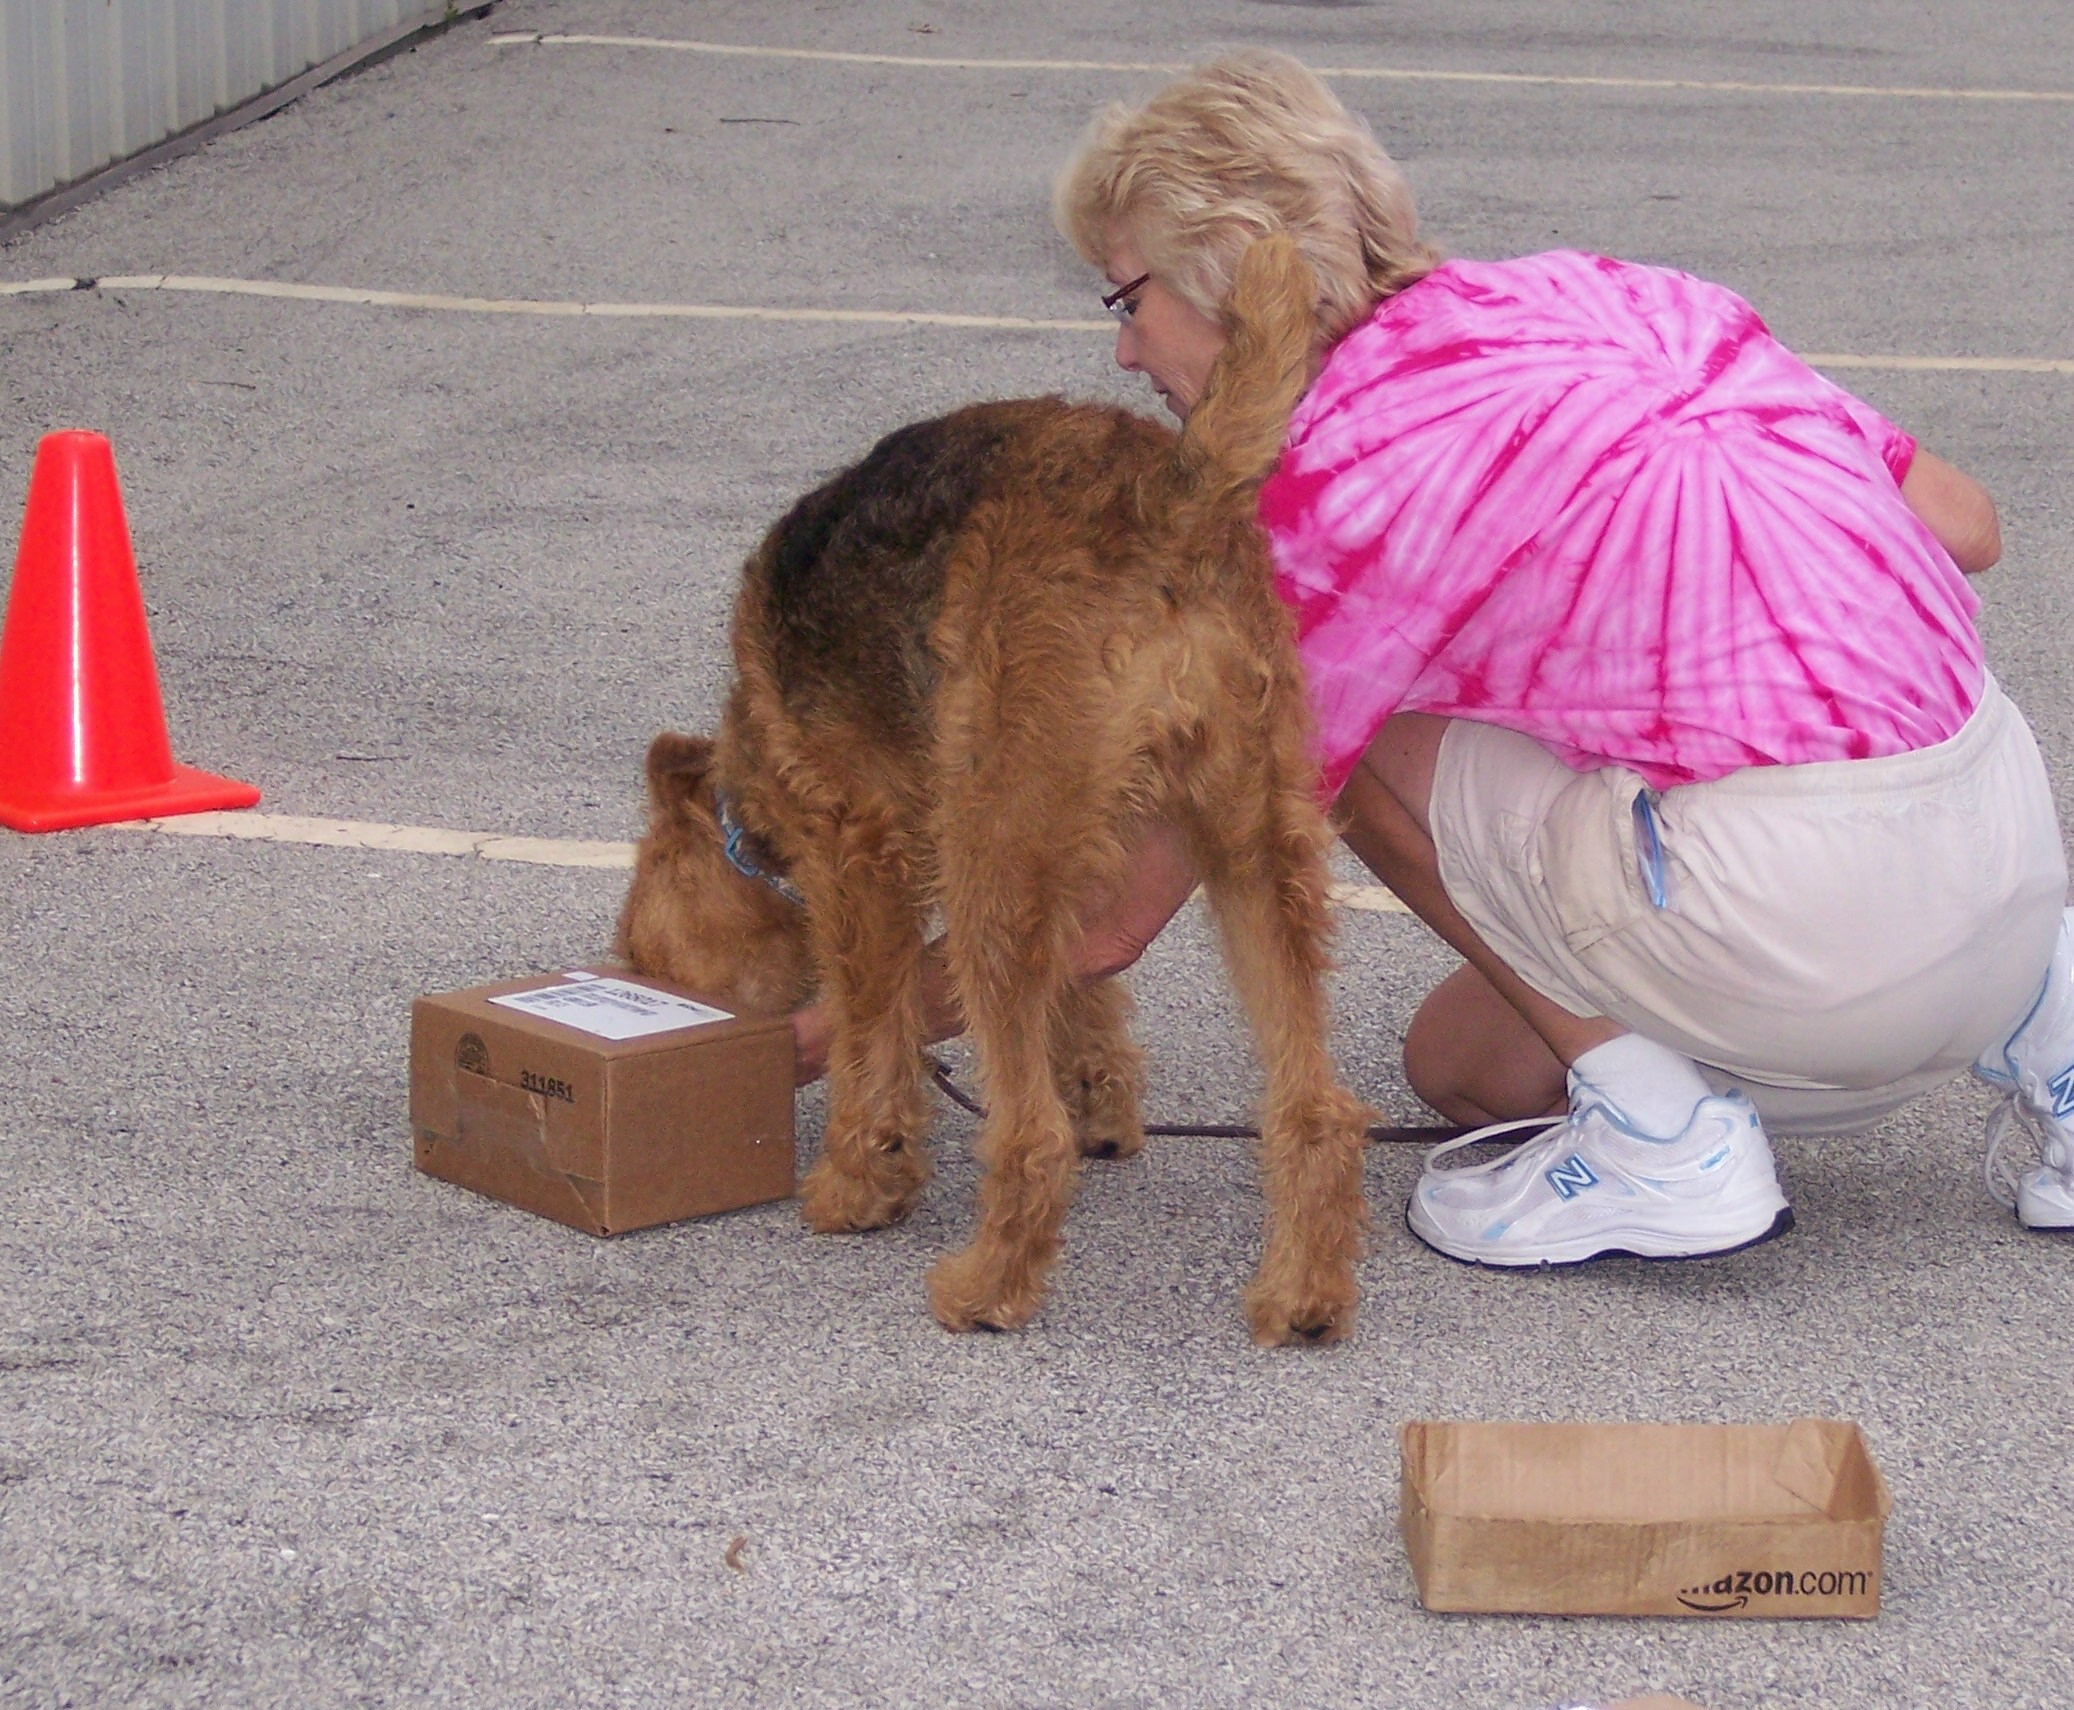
[1571,1033,1715,1140]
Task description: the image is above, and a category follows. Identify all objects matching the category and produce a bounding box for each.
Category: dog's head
[613,731,816,1017]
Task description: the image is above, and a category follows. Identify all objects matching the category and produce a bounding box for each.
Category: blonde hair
[1053,49,1440,344]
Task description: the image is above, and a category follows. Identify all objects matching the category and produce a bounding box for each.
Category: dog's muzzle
[714,788,807,908]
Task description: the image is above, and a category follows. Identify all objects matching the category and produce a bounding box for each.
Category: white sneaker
[1974,907,2074,1231]
[1406,1075,1793,1268]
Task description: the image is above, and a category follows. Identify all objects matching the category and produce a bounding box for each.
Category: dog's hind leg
[926,987,1081,1330]
[798,856,934,1234]
[1192,799,1372,1347]
[1053,978,1146,1162]
[925,852,1086,1331]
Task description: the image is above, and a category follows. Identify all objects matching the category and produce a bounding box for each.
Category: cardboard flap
[1771,1418,1892,1519]
[1399,1420,1444,1492]
[1772,1418,1846,1515]
[1404,1419,1888,1523]
[1408,1422,1810,1523]
[1830,1422,1891,1522]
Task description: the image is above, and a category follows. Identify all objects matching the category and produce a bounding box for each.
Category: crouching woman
[1038,49,2074,1264]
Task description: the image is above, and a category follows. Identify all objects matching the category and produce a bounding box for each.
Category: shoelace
[1420,1113,1569,1178]
[1983,1093,2031,1211]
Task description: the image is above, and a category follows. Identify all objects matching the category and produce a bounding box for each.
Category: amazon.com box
[1600,1700,1710,1709]
[1401,1419,1888,1620]
[1589,1699,1710,1709]
[411,968,794,1235]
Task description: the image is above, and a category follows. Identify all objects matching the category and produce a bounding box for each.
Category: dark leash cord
[927,1056,1472,1146]
[721,801,1472,1142]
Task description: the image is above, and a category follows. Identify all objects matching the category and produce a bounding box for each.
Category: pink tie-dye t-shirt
[1256,250,1984,797]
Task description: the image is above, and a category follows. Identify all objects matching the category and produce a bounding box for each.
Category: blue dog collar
[714,788,807,908]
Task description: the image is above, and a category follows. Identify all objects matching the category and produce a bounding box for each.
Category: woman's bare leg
[1336,713,1619,1120]
[1404,964,1567,1124]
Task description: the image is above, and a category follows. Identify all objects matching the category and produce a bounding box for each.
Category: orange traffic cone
[0,431,260,832]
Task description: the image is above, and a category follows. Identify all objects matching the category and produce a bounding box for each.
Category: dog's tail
[1173,233,1317,506]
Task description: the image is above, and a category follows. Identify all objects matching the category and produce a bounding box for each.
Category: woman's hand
[787,954,963,1089]
[783,822,1198,1087]
[1902,448,2002,574]
[791,1001,833,1087]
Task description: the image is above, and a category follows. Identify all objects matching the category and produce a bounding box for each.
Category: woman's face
[1104,229,1228,421]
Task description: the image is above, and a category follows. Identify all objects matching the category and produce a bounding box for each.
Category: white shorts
[1430,677,2068,1135]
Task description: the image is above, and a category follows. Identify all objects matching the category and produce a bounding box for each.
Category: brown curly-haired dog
[616,237,1373,1345]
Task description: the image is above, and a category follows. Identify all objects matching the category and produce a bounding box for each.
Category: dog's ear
[643,731,715,812]
[1179,232,1317,500]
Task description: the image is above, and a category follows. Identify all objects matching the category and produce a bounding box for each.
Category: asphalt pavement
[3,2,2071,1705]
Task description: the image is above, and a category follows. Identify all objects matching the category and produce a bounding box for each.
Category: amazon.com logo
[1676,1568,1870,1612]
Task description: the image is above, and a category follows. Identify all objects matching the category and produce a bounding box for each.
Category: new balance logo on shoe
[2049,1064,2074,1121]
[1544,1153,1600,1200]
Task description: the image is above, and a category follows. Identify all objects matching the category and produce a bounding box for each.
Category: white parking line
[1329,883,1410,915]
[106,811,1411,910]
[1795,352,2074,376]
[490,31,2074,104]
[4,273,1108,332]
[114,811,636,868]
[8,276,2070,375]
[4,273,1107,331]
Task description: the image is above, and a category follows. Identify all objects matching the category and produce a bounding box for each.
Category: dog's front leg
[798,870,933,1234]
[1052,978,1146,1161]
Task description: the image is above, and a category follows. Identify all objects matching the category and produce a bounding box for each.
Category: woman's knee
[1402,987,1469,1111]
[1405,965,1568,1123]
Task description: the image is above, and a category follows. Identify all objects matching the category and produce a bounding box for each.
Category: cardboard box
[411,967,794,1235]
[1533,1695,1711,1708]
[1401,1419,1889,1619]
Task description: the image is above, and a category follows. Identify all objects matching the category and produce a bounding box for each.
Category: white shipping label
[488,975,735,1040]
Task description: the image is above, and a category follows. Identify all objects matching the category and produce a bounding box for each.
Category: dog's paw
[798,1155,920,1233]
[1064,1075,1146,1162]
[925,1245,1045,1334]
[1074,1104,1146,1162]
[1242,1263,1357,1348]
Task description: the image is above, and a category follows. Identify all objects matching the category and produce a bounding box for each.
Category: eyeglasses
[1102,272,1151,324]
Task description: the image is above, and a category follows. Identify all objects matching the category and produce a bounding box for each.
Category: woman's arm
[1901,448,2001,574]
[788,958,959,1087]
[1069,821,1201,982]
[788,823,1199,1085]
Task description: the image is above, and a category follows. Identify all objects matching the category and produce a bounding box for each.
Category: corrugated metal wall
[0,0,447,209]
